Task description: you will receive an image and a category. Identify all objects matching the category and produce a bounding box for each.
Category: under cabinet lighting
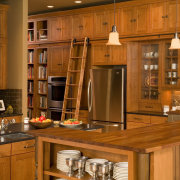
[74,0,82,3]
[47,5,54,9]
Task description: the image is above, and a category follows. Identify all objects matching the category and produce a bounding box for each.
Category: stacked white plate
[113,162,128,180]
[56,150,81,172]
[85,158,108,176]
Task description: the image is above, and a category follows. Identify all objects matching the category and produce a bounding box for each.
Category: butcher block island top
[28,122,180,180]
[28,121,180,153]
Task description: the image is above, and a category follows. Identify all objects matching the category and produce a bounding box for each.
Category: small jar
[24,117,29,124]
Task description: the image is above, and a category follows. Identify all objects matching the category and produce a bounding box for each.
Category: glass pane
[141,44,159,100]
[164,43,178,86]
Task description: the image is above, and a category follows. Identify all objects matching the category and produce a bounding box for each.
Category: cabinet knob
[103,22,108,25]
[57,64,62,66]
[145,106,153,109]
[56,28,61,31]
[104,54,110,57]
[79,25,83,29]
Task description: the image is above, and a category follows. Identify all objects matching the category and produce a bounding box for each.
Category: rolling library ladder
[61,37,89,121]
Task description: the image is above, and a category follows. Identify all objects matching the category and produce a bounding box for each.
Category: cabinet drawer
[0,144,11,157]
[139,102,162,112]
[127,114,150,124]
[12,139,35,155]
[126,121,150,129]
[151,116,168,124]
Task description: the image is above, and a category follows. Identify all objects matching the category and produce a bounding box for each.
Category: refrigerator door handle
[88,79,92,112]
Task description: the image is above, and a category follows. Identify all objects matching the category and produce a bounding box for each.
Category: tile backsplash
[0,89,22,114]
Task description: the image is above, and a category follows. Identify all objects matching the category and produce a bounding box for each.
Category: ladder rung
[62,111,75,114]
[68,70,81,73]
[65,98,77,100]
[66,84,79,86]
[73,42,84,45]
[70,57,83,59]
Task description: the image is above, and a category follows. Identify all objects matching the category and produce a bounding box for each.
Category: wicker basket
[29,120,53,129]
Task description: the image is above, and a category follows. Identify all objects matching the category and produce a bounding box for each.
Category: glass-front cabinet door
[140,43,160,101]
[163,42,180,88]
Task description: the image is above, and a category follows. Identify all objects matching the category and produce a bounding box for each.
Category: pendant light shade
[106,25,121,46]
[169,32,180,49]
[106,0,121,46]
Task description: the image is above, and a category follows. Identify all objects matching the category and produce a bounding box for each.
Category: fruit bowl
[29,117,53,129]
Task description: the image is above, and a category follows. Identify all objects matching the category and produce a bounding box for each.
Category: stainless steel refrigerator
[88,67,126,131]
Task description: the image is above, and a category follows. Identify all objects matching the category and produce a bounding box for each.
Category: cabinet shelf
[28,78,34,80]
[28,92,34,95]
[166,56,178,58]
[28,106,33,109]
[38,78,47,81]
[38,93,47,95]
[44,167,91,180]
[143,57,159,60]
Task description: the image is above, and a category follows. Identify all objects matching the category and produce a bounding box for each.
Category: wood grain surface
[28,121,180,153]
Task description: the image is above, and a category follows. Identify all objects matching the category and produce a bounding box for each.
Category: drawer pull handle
[24,144,35,149]
[134,117,141,120]
[145,106,153,108]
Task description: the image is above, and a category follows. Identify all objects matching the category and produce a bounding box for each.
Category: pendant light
[169,0,180,49]
[106,0,121,46]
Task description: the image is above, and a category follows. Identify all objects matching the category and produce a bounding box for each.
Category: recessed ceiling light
[47,5,54,9]
[74,0,82,3]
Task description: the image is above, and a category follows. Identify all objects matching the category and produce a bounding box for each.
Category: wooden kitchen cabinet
[72,13,93,39]
[49,17,62,41]
[91,43,127,65]
[120,5,149,36]
[93,10,117,39]
[11,139,35,180]
[49,15,72,41]
[149,1,180,34]
[36,19,48,42]
[0,116,22,123]
[126,114,167,129]
[28,20,35,43]
[0,157,10,180]
[48,45,70,76]
[11,152,35,180]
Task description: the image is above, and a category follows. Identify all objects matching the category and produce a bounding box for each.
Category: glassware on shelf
[75,158,87,178]
[90,162,100,180]
[105,161,114,180]
[66,158,76,177]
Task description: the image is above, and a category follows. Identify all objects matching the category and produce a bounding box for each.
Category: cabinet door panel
[72,14,83,39]
[127,114,151,124]
[136,5,149,34]
[82,13,94,39]
[151,116,167,124]
[110,44,127,65]
[127,121,149,129]
[92,44,109,65]
[93,11,110,38]
[61,16,72,40]
[49,17,62,41]
[166,1,180,32]
[120,7,134,35]
[0,9,7,38]
[48,45,70,76]
[11,152,35,180]
[0,157,10,180]
[150,2,166,33]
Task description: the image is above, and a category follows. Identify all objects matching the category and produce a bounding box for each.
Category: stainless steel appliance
[88,67,126,130]
[48,76,66,109]
[47,76,66,120]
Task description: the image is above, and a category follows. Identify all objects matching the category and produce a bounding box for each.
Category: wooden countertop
[28,121,180,153]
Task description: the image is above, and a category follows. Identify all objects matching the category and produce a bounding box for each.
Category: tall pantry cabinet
[0,5,8,89]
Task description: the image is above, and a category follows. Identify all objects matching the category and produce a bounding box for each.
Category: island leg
[38,137,44,180]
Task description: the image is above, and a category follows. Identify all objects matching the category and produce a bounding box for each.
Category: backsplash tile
[0,89,22,114]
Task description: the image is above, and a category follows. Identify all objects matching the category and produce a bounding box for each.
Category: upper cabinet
[91,43,127,65]
[72,13,93,39]
[93,10,118,39]
[120,5,149,36]
[149,1,180,34]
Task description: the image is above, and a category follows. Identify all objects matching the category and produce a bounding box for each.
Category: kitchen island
[28,121,180,180]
